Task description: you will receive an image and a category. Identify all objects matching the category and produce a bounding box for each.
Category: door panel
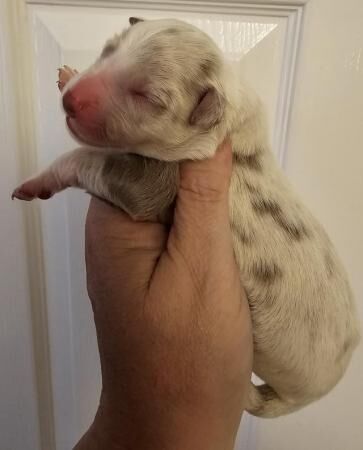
[28,3,302,448]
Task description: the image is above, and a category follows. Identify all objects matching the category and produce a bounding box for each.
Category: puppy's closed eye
[130,89,150,102]
[130,88,167,111]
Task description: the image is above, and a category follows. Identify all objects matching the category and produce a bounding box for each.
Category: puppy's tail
[246,383,304,418]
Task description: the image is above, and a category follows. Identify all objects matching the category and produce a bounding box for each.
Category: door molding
[28,0,308,8]
[6,1,308,449]
[2,1,56,450]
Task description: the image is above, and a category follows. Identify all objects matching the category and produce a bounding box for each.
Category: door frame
[1,1,308,448]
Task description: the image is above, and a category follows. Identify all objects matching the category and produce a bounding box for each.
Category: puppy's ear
[189,87,225,129]
[129,17,145,26]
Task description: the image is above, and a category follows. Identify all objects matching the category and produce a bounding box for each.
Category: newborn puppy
[13,17,360,417]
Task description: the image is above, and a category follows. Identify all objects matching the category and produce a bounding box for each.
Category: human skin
[74,141,253,450]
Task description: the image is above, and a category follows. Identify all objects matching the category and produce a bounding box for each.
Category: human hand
[75,140,253,450]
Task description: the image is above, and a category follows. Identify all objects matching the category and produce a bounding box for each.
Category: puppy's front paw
[12,173,59,202]
[57,65,79,92]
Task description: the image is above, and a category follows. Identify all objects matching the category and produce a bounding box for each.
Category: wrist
[74,401,241,450]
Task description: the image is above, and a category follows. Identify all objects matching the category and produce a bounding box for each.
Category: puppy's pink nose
[62,75,107,118]
[62,90,79,117]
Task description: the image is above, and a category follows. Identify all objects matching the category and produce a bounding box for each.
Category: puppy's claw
[57,80,65,92]
[12,180,55,202]
[11,187,35,201]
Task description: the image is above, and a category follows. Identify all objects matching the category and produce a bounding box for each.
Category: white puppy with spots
[13,17,360,417]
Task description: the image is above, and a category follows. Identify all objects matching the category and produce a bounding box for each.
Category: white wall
[255,0,363,448]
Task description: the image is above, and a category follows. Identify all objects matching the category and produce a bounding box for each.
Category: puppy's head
[62,18,227,160]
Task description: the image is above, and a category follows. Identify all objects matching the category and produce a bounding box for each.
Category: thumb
[169,139,233,255]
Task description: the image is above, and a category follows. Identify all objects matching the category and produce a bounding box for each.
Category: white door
[1,0,362,449]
